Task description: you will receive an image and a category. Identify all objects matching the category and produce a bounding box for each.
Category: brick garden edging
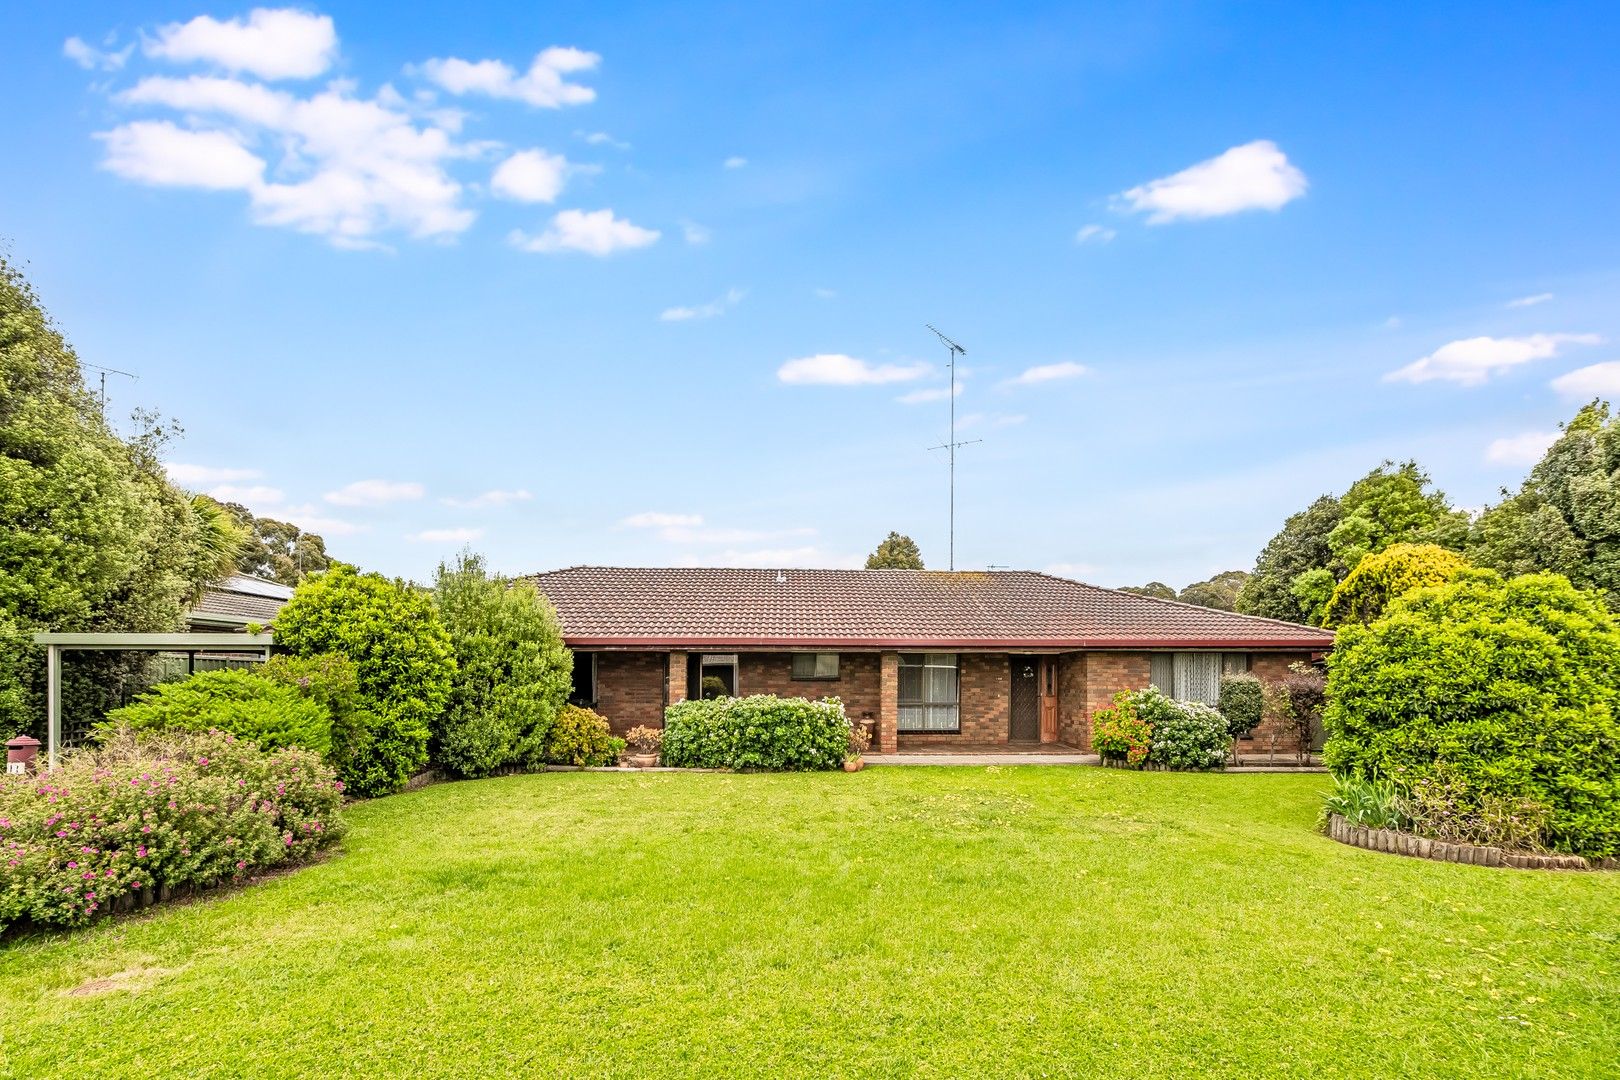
[1327,813,1617,870]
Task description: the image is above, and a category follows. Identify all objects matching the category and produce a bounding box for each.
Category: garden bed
[1327,813,1618,870]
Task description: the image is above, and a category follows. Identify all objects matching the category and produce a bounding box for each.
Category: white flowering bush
[1128,687,1229,771]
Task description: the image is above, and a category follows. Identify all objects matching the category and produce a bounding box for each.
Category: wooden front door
[1039,658,1059,743]
[1009,655,1040,741]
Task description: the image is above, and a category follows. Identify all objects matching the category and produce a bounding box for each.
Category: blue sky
[4,2,1618,586]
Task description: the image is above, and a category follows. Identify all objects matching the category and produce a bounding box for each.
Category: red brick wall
[737,653,882,722]
[1243,652,1318,756]
[959,653,1010,742]
[878,652,898,752]
[1081,653,1152,744]
[1057,653,1089,749]
[590,651,667,733]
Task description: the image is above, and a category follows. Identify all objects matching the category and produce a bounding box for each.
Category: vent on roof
[775,570,786,584]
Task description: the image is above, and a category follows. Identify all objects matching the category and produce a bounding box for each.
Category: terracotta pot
[843,758,864,773]
[626,751,659,768]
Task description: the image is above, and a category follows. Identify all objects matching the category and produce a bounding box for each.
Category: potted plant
[623,725,662,768]
[844,718,871,772]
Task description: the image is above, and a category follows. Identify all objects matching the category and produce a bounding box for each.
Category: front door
[1009,655,1040,741]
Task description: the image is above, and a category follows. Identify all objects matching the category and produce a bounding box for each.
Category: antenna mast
[925,324,981,570]
[83,364,137,416]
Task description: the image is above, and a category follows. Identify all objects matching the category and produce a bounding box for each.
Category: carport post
[46,644,61,769]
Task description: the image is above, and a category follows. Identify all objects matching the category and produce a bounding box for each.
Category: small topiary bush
[544,704,618,766]
[103,669,331,754]
[1218,673,1263,741]
[0,727,345,932]
[272,565,455,796]
[662,695,849,771]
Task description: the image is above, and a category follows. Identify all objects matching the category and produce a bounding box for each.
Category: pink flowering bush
[0,727,345,932]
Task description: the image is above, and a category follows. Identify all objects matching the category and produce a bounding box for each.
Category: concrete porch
[866,739,1100,766]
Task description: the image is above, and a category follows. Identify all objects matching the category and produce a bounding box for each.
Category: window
[791,653,840,680]
[1150,652,1250,705]
[569,653,596,706]
[898,653,959,733]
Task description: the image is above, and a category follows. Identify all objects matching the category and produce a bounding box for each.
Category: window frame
[1149,652,1250,705]
[569,652,597,707]
[897,652,961,734]
[790,653,841,681]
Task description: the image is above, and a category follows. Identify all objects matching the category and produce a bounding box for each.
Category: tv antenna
[925,324,981,571]
[83,364,137,416]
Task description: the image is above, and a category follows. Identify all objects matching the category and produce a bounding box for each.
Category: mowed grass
[1,769,1617,1079]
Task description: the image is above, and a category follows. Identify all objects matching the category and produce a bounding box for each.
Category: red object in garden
[7,734,40,774]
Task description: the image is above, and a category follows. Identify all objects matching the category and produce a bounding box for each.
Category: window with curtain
[790,653,840,680]
[898,653,959,732]
[1150,653,1250,704]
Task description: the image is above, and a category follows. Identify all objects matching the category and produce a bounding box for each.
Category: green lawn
[2,768,1616,1079]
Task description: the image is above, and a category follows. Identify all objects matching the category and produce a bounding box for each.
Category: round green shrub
[1324,542,1472,628]
[1324,570,1620,856]
[1091,691,1152,766]
[433,554,573,778]
[1135,688,1227,771]
[1217,673,1263,739]
[272,566,454,796]
[544,704,617,766]
[103,668,330,753]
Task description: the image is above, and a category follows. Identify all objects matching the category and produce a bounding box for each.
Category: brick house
[525,567,1334,754]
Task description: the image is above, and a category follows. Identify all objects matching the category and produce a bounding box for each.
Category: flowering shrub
[847,717,871,760]
[624,725,663,754]
[1091,692,1152,766]
[662,695,848,770]
[544,705,618,766]
[0,727,345,932]
[1138,690,1228,771]
[103,669,332,754]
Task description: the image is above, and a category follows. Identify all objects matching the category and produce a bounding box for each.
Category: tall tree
[1471,402,1620,606]
[0,255,239,735]
[1237,495,1342,624]
[1177,570,1249,611]
[1120,582,1177,601]
[223,502,331,585]
[865,531,924,569]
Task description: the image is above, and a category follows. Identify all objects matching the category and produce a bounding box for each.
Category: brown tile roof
[523,567,1334,650]
[187,574,294,629]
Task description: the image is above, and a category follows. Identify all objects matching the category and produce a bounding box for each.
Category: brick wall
[736,653,882,722]
[1081,653,1152,745]
[1243,652,1317,757]
[1057,652,1089,749]
[959,653,1010,742]
[878,652,898,752]
[590,651,667,733]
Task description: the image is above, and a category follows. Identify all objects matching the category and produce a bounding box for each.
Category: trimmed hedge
[103,669,331,754]
[662,695,849,770]
[0,727,345,932]
[1217,673,1263,740]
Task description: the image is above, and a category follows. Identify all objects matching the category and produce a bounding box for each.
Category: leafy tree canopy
[0,254,242,736]
[1324,542,1473,628]
[1176,570,1249,611]
[1120,582,1177,601]
[223,502,331,585]
[865,531,924,569]
[1471,401,1620,608]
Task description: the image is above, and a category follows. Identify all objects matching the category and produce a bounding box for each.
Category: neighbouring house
[186,574,293,633]
[525,567,1333,753]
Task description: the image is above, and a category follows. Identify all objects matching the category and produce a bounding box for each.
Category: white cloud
[896,384,962,405]
[1485,431,1558,467]
[621,511,703,529]
[144,8,338,80]
[411,526,484,543]
[208,483,286,505]
[64,36,132,72]
[723,156,747,169]
[1005,361,1090,386]
[777,354,930,386]
[1382,315,1404,330]
[680,220,711,246]
[419,47,599,108]
[1386,333,1602,386]
[1551,361,1620,399]
[324,479,425,506]
[1115,140,1307,224]
[1044,562,1098,579]
[106,75,476,245]
[1074,223,1115,245]
[509,208,659,255]
[166,463,263,486]
[660,288,744,322]
[442,489,533,508]
[490,148,571,203]
[97,120,266,190]
[579,130,628,149]
[1507,292,1554,309]
[813,287,836,300]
